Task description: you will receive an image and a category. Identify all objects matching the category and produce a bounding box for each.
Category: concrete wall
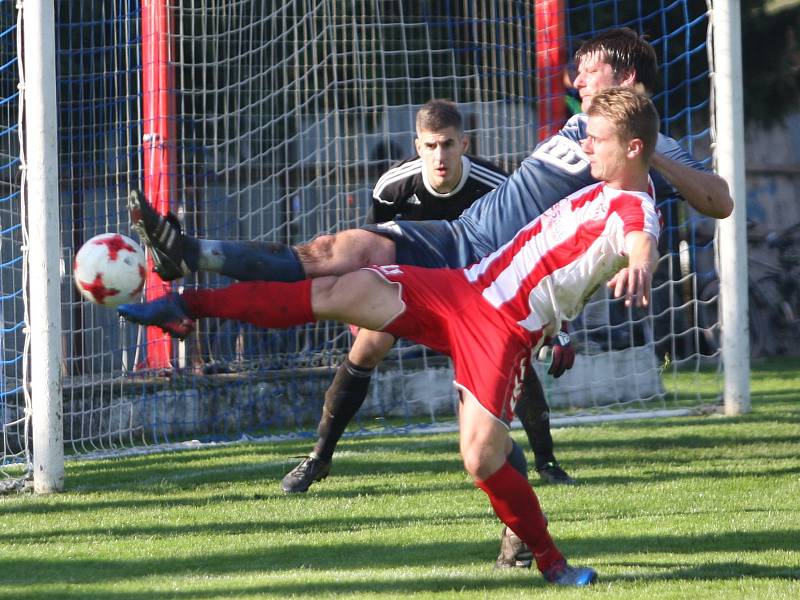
[745,112,800,230]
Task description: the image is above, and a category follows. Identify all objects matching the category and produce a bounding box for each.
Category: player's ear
[618,69,638,89]
[414,136,422,156]
[460,133,469,153]
[627,137,644,159]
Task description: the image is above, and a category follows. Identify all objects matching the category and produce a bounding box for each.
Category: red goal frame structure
[140,1,175,368]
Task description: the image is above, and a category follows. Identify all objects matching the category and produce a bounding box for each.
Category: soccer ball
[74,233,147,308]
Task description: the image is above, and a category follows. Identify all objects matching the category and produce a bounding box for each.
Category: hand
[548,329,575,378]
[607,263,652,307]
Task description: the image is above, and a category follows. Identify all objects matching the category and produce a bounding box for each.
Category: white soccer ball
[74,233,146,308]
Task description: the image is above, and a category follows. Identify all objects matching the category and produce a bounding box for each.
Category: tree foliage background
[742,0,800,125]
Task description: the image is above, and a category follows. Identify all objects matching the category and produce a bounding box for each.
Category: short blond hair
[587,87,659,161]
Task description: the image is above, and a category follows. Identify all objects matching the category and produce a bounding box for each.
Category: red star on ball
[78,274,120,305]
[93,234,135,261]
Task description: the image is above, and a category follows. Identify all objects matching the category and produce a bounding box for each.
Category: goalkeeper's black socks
[313,358,373,462]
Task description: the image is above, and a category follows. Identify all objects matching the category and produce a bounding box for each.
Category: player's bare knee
[349,330,395,368]
[362,232,396,265]
[335,229,395,269]
[299,231,390,276]
[461,448,494,481]
[296,235,335,269]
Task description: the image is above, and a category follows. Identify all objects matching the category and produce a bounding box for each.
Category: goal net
[2,0,723,473]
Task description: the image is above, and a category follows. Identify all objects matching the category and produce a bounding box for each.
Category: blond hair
[587,87,659,161]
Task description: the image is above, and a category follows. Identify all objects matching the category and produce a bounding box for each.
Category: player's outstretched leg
[130,190,394,284]
[129,189,306,283]
[119,274,401,342]
[128,190,192,281]
[118,292,196,339]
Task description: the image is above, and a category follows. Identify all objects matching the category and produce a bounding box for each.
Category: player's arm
[608,230,659,307]
[650,148,733,219]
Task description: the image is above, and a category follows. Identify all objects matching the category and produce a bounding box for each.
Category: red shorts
[364,265,543,424]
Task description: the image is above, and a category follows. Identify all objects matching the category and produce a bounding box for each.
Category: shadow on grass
[606,558,800,581]
[0,505,489,545]
[61,436,462,488]
[2,531,799,596]
[9,426,795,505]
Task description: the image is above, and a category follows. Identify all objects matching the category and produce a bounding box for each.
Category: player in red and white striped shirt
[119,88,660,587]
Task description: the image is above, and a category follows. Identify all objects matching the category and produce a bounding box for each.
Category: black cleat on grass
[536,461,576,485]
[280,455,331,494]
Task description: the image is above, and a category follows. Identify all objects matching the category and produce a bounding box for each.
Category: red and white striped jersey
[462,181,660,335]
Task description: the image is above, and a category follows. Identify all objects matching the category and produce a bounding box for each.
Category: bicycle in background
[698,220,800,358]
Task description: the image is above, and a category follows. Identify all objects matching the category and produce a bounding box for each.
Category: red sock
[182,280,314,329]
[475,461,564,573]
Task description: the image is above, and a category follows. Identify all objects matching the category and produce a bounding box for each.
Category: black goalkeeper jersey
[367,154,508,224]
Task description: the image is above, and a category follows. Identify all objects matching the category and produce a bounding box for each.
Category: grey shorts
[361,219,476,269]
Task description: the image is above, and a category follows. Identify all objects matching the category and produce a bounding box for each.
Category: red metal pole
[535,0,567,141]
[140,0,174,368]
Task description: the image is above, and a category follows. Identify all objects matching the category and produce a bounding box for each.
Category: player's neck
[604,168,649,193]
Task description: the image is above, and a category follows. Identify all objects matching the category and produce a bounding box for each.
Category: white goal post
[711,0,750,415]
[22,0,64,493]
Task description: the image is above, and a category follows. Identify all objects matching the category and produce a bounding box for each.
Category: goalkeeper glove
[547,329,575,378]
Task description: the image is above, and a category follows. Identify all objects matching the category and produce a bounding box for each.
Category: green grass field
[2,359,799,599]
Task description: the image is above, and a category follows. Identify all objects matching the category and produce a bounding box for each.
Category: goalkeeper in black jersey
[281,100,577,511]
